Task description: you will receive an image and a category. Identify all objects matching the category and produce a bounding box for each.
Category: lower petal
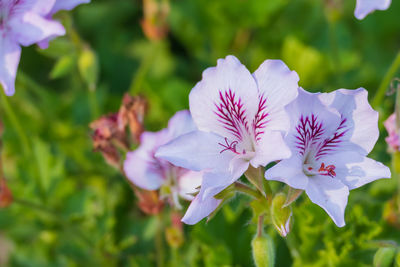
[178,171,203,200]
[181,193,222,225]
[265,156,309,190]
[155,130,235,173]
[305,176,349,227]
[355,0,391,19]
[323,152,391,190]
[0,37,21,96]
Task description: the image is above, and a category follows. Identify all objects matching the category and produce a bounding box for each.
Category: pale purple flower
[124,110,202,209]
[384,113,400,152]
[0,0,89,96]
[354,0,391,19]
[265,88,391,227]
[37,0,90,49]
[156,55,299,224]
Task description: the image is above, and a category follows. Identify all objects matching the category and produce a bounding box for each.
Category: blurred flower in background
[0,0,89,96]
[124,110,202,209]
[354,0,392,19]
[384,113,400,152]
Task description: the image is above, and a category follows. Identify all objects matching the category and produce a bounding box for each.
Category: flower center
[303,162,336,178]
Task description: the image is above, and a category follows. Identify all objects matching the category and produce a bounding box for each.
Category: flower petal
[253,59,299,133]
[178,171,203,200]
[305,175,349,227]
[124,131,170,190]
[155,130,235,173]
[251,130,291,167]
[50,0,90,14]
[354,0,391,19]
[167,110,197,139]
[265,156,309,190]
[321,151,391,190]
[285,88,342,156]
[181,193,222,225]
[0,36,21,96]
[9,12,65,46]
[319,88,379,155]
[189,55,259,141]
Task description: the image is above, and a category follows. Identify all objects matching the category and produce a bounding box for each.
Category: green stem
[88,89,99,119]
[0,93,31,155]
[257,215,264,238]
[372,51,400,108]
[155,213,165,267]
[234,182,262,199]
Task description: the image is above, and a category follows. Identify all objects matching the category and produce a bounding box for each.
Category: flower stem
[257,214,264,238]
[0,93,31,156]
[372,50,400,108]
[155,213,165,267]
[234,182,262,199]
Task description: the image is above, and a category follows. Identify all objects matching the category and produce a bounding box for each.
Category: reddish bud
[135,189,164,215]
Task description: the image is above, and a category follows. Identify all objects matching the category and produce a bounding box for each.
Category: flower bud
[251,233,275,267]
[373,247,396,267]
[271,193,292,237]
[165,226,184,249]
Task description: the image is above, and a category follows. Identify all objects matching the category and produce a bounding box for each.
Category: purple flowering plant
[0,0,89,96]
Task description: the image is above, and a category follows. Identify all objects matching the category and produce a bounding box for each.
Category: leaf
[283,187,303,207]
[50,55,76,79]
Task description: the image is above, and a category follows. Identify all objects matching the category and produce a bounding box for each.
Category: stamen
[218,137,240,154]
[318,162,336,178]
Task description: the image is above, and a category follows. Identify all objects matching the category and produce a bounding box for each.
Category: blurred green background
[1,0,400,266]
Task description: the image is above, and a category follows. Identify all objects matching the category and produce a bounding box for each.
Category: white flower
[156,55,299,224]
[265,88,391,227]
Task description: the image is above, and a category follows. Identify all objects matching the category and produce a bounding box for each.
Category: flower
[124,110,203,209]
[0,0,89,96]
[37,0,90,49]
[156,55,299,224]
[384,113,400,152]
[354,0,391,20]
[265,88,391,227]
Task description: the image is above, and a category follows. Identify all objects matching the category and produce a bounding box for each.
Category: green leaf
[50,55,76,79]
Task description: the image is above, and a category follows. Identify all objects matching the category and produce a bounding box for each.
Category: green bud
[373,247,396,267]
[251,234,275,267]
[78,46,99,91]
[271,193,292,237]
[395,251,400,267]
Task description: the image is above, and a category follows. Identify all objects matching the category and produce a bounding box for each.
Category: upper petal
[252,59,299,133]
[189,55,259,141]
[305,175,349,227]
[285,88,342,157]
[265,155,309,190]
[319,88,379,155]
[0,35,21,96]
[9,12,65,46]
[354,0,391,19]
[155,130,236,173]
[167,110,197,139]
